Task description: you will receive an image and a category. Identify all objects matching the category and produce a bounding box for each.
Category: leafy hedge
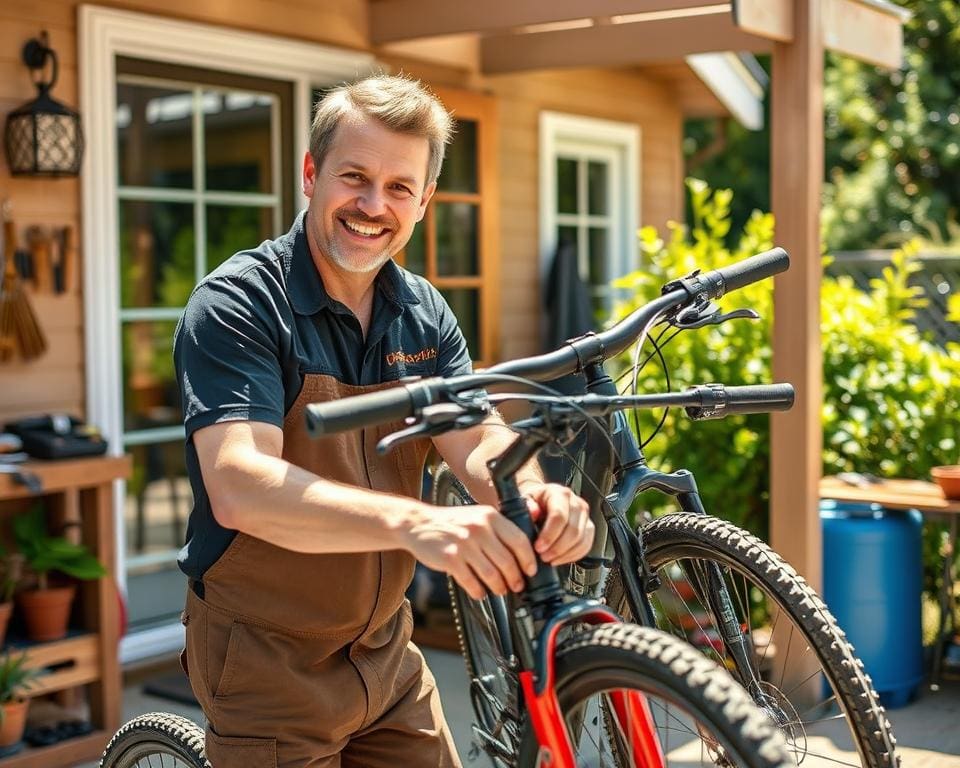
[612,180,960,551]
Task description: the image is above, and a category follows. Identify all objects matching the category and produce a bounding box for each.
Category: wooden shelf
[0,456,131,499]
[0,456,129,767]
[0,730,108,768]
[11,635,101,698]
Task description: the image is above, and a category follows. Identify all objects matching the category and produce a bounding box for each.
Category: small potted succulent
[13,507,106,642]
[0,651,38,755]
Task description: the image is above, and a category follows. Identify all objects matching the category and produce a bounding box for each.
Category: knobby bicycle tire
[605,512,899,768]
[99,712,207,768]
[433,463,521,765]
[434,463,792,768]
[516,623,794,768]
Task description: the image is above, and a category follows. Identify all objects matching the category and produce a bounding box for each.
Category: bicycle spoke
[623,518,898,767]
[791,748,864,767]
[783,665,829,700]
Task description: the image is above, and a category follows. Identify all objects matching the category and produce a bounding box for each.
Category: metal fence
[827,249,960,347]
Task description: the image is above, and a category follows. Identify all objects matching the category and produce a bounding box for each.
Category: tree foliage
[613,181,960,546]
[823,0,960,250]
[684,1,960,252]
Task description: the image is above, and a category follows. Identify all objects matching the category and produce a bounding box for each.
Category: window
[402,88,499,367]
[114,58,293,635]
[540,112,640,319]
[81,5,375,662]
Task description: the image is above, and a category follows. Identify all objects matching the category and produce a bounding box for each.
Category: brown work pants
[181,589,461,767]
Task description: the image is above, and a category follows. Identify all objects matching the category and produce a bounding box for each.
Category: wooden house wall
[1,3,685,422]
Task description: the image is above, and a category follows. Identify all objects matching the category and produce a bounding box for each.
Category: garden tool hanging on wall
[0,203,47,362]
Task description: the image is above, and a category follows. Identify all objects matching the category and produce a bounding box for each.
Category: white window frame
[80,5,375,662]
[539,112,640,296]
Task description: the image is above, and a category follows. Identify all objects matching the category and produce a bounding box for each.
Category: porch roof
[370,0,910,71]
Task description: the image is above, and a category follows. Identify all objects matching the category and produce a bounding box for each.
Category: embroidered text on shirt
[385,347,438,366]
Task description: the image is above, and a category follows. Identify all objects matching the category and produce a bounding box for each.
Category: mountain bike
[298,248,821,767]
[98,253,797,768]
[420,248,898,768]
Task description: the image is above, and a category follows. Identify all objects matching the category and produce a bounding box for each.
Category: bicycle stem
[486,430,567,617]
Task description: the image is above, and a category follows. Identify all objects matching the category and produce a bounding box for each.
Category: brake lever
[376,402,490,454]
[671,303,759,330]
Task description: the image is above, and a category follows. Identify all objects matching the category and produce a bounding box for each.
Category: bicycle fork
[489,425,666,768]
[619,463,770,709]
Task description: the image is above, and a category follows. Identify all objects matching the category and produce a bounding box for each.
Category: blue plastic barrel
[820,500,924,708]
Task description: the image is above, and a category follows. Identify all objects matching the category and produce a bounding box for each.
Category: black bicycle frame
[571,359,767,699]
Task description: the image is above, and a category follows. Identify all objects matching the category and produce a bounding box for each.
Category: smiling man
[173,75,593,767]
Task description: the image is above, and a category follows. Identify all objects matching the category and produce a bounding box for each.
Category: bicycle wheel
[99,713,207,768]
[433,463,521,766]
[605,513,898,768]
[516,623,793,768]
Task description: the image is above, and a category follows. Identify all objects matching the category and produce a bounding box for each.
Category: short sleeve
[435,290,473,378]
[174,277,285,438]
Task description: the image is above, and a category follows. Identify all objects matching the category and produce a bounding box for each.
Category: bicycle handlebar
[304,384,421,436]
[304,248,790,437]
[683,382,795,420]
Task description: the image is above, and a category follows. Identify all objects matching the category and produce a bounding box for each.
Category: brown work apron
[180,374,461,767]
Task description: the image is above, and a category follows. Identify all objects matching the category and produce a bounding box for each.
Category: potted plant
[0,551,24,649]
[0,650,38,755]
[13,507,106,642]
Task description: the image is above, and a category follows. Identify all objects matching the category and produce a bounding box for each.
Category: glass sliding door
[115,59,292,634]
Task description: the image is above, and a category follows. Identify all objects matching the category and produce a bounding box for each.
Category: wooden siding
[485,68,684,360]
[0,0,367,424]
[1,3,686,424]
[0,0,85,422]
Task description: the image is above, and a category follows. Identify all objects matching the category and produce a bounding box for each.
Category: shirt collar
[283,211,421,316]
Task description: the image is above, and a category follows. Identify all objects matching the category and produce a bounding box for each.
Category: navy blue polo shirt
[173,211,472,580]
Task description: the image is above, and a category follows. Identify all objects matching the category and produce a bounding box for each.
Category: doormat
[142,671,198,707]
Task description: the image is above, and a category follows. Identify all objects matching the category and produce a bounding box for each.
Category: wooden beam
[770,0,823,594]
[733,0,793,42]
[822,0,905,69]
[371,0,729,44]
[480,13,770,74]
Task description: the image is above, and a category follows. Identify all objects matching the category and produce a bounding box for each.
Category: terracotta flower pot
[0,603,12,649]
[17,585,76,642]
[0,699,29,751]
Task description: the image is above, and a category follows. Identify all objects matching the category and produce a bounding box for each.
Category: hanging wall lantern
[4,31,84,177]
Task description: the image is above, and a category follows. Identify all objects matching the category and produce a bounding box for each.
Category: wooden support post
[770,0,824,592]
[82,480,121,730]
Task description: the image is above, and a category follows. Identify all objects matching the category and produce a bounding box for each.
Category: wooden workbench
[0,456,130,767]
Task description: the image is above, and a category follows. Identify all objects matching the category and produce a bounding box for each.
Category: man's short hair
[310,74,454,187]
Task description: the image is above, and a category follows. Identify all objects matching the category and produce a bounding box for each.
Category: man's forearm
[209,450,428,554]
[444,416,544,507]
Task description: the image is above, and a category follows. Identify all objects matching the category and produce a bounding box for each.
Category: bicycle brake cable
[638,332,672,450]
[447,372,626,470]
[476,419,622,523]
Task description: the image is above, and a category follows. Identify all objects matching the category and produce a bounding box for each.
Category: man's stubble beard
[325,237,395,274]
[309,209,399,275]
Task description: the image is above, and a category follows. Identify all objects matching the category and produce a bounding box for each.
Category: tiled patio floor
[79,649,960,767]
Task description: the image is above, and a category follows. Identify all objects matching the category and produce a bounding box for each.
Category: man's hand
[520,482,595,566]
[402,505,538,600]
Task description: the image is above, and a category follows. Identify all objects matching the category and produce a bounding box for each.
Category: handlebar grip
[724,383,795,414]
[711,247,790,295]
[685,383,794,420]
[305,386,415,437]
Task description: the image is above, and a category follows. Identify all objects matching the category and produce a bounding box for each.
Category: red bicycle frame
[518,602,666,768]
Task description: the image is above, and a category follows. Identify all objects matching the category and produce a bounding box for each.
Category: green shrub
[612,180,960,550]
[611,179,775,535]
